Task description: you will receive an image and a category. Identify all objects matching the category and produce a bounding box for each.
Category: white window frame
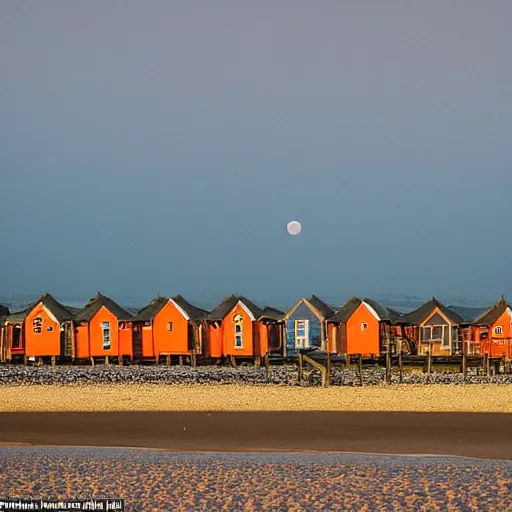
[167,322,173,332]
[295,320,309,349]
[101,321,111,350]
[422,325,449,348]
[494,326,503,336]
[33,316,43,334]
[234,323,243,349]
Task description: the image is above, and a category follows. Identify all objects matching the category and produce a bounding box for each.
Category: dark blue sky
[1,1,511,307]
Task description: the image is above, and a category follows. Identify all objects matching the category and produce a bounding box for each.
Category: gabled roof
[327,296,362,323]
[400,297,465,325]
[308,295,335,319]
[131,296,168,322]
[472,296,510,326]
[4,293,74,324]
[363,298,403,323]
[171,295,210,321]
[208,295,263,321]
[74,293,133,322]
[258,306,285,321]
[284,296,335,322]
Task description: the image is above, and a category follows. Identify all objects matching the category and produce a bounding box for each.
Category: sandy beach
[1,383,511,412]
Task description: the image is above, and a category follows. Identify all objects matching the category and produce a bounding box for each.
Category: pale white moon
[287,220,302,235]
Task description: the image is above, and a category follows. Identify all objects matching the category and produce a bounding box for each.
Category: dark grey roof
[74,293,133,322]
[131,296,168,322]
[363,298,403,323]
[4,293,74,324]
[0,304,9,317]
[259,306,285,321]
[171,295,210,320]
[308,295,335,319]
[208,295,263,321]
[327,296,362,323]
[400,297,465,325]
[472,296,510,326]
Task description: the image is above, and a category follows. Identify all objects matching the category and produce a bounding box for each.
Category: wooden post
[230,355,237,368]
[90,356,95,367]
[264,354,270,381]
[167,355,171,366]
[358,354,363,386]
[179,356,183,367]
[51,356,56,367]
[254,355,261,368]
[325,351,331,387]
[38,357,43,366]
[427,344,432,377]
[385,338,391,384]
[486,353,490,376]
[298,352,303,384]
[105,356,109,366]
[462,340,467,379]
[191,353,197,368]
[118,355,123,366]
[398,339,403,384]
[346,354,351,367]
[155,355,159,365]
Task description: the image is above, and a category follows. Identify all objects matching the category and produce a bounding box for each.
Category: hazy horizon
[2,2,511,304]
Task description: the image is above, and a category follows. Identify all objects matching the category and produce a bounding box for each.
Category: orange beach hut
[131,295,209,362]
[2,293,75,363]
[207,295,281,361]
[327,297,407,357]
[74,293,133,362]
[471,296,512,359]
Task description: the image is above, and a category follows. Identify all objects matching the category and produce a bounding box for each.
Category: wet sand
[1,411,511,460]
[1,447,511,511]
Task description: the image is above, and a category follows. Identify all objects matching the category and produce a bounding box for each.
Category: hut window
[47,326,53,332]
[494,326,503,335]
[422,327,431,341]
[235,324,243,348]
[167,322,173,332]
[33,317,43,334]
[361,322,368,332]
[101,321,111,349]
[295,320,309,348]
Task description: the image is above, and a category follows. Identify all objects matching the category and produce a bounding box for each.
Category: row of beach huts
[0,292,511,365]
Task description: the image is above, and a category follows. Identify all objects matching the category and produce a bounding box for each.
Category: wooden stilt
[167,355,171,366]
[264,354,270,381]
[385,339,391,384]
[358,354,363,386]
[298,352,303,384]
[105,356,109,366]
[230,355,237,368]
[427,345,432,378]
[179,356,183,367]
[24,355,28,366]
[90,356,95,367]
[191,353,197,368]
[155,355,159,365]
[254,355,261,369]
[398,340,403,384]
[325,352,331,387]
[51,356,56,367]
[119,356,123,366]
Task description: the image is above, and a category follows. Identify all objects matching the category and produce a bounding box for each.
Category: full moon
[287,220,302,236]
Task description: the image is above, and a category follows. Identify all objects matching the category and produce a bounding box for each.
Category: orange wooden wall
[152,301,190,355]
[25,304,60,357]
[473,310,512,358]
[222,303,255,357]
[75,306,120,358]
[345,303,380,356]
